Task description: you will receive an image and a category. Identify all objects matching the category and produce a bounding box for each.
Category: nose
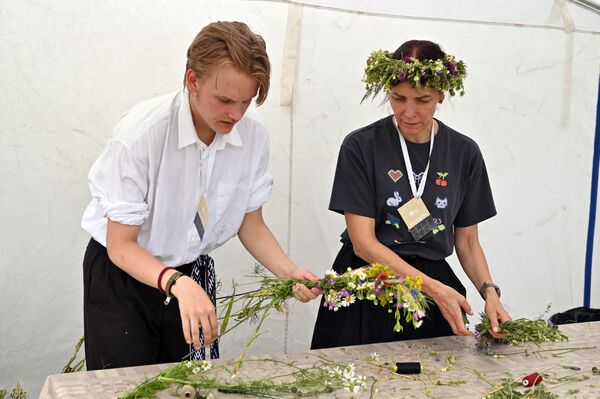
[404,103,417,118]
[228,104,245,122]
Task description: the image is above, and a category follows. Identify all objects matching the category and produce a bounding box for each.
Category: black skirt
[310,244,466,349]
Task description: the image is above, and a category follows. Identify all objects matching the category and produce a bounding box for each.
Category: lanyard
[393,117,435,199]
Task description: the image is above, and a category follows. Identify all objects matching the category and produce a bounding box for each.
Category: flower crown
[362,49,467,102]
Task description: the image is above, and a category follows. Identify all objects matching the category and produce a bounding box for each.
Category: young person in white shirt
[81,21,320,370]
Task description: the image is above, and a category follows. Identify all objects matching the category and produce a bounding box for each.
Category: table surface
[40,321,600,398]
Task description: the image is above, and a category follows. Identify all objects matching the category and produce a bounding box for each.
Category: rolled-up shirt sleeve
[246,138,273,213]
[88,139,150,226]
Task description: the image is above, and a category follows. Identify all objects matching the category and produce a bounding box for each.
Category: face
[186,63,258,143]
[389,82,444,143]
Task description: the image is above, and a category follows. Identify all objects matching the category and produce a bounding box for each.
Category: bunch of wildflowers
[362,49,467,102]
[319,263,429,333]
[215,263,428,369]
[220,263,428,337]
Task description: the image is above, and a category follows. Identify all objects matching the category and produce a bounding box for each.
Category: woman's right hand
[426,280,473,336]
[170,275,218,350]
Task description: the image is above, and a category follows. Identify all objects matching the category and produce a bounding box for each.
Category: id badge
[198,194,210,228]
[398,197,436,241]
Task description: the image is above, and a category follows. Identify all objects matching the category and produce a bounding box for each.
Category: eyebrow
[215,95,253,103]
[212,70,256,102]
[391,93,432,100]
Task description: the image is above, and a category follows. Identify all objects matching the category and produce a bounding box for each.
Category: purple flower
[328,279,335,286]
[398,71,407,81]
[403,56,413,63]
[411,289,419,297]
[396,302,404,309]
[413,310,426,320]
[547,320,557,329]
[447,62,457,76]
[420,73,429,83]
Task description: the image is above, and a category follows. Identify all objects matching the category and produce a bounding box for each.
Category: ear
[438,92,445,104]
[185,69,199,92]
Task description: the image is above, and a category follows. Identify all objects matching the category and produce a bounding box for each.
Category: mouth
[220,120,236,128]
[401,121,420,128]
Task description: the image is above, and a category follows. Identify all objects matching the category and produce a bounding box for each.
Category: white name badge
[398,197,429,229]
[198,194,210,228]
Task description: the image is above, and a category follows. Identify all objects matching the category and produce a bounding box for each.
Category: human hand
[428,281,474,336]
[170,276,218,350]
[288,267,323,303]
[484,295,511,339]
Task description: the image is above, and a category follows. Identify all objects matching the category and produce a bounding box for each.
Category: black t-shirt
[330,115,496,261]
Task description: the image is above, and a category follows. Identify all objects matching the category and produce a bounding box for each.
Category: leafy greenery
[122,357,370,399]
[0,383,26,399]
[481,378,558,399]
[475,313,568,348]
[62,336,85,373]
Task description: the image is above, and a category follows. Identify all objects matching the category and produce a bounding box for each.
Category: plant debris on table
[475,314,568,349]
[121,357,372,399]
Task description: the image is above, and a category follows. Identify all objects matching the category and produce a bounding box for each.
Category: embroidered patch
[434,197,448,209]
[386,191,403,207]
[433,224,446,235]
[387,169,403,183]
[385,213,401,229]
[433,217,443,226]
[435,172,449,187]
[435,197,448,209]
[413,171,425,186]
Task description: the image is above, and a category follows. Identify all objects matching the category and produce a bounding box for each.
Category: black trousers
[311,244,466,350]
[83,238,196,370]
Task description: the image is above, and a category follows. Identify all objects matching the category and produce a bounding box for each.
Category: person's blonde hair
[186,21,271,105]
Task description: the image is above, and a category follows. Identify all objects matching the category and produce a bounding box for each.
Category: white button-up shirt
[81,91,273,266]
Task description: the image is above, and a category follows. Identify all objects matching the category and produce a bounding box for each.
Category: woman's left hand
[484,296,511,339]
[288,267,323,303]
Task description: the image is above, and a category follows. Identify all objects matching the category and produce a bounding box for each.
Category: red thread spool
[522,372,543,387]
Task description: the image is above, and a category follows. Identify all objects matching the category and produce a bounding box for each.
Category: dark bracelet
[157,267,170,294]
[479,282,501,300]
[164,271,184,305]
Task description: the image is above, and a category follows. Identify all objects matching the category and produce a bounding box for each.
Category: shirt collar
[178,90,244,150]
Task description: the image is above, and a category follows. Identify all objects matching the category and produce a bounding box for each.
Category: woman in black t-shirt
[311,40,511,349]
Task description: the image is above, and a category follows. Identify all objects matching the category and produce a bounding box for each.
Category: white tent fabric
[290,0,600,32]
[0,1,599,396]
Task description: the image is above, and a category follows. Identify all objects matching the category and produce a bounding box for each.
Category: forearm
[106,219,177,291]
[237,209,296,279]
[352,236,445,296]
[454,225,498,300]
[456,243,492,290]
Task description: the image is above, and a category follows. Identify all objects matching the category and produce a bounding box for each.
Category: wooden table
[40,321,600,398]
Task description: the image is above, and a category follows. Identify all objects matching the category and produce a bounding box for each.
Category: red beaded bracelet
[157,267,171,294]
